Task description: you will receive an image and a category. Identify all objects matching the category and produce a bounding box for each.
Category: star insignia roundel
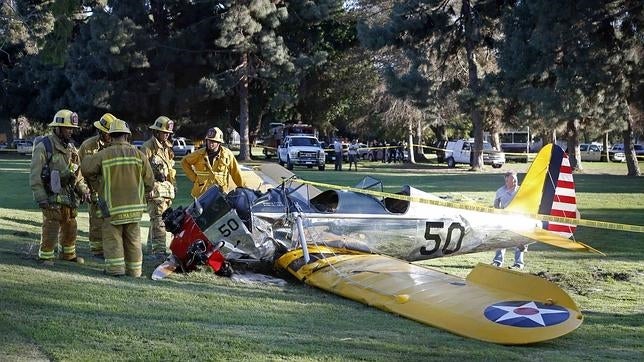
[484,301,570,328]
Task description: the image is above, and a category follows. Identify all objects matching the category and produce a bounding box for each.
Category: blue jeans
[493,245,528,267]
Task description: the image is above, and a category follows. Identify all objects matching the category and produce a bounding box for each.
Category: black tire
[278,156,284,166]
[492,164,502,169]
[318,164,325,171]
[286,156,294,170]
[446,157,455,168]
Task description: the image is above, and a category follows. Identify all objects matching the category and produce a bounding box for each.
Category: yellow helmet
[108,119,131,134]
[49,109,79,128]
[149,116,174,133]
[93,113,117,133]
[205,127,224,143]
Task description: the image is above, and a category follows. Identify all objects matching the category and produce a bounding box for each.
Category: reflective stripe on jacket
[140,137,176,184]
[79,134,108,192]
[81,141,154,225]
[181,147,243,197]
[30,134,89,206]
[141,137,176,199]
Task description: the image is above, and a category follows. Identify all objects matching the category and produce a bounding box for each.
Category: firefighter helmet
[205,127,224,143]
[149,116,174,134]
[94,113,117,133]
[108,119,131,134]
[49,109,79,128]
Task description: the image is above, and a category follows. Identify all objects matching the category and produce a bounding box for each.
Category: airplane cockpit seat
[384,186,410,214]
[226,187,260,230]
[310,190,339,212]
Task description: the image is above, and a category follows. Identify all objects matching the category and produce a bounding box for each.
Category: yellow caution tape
[293,178,644,233]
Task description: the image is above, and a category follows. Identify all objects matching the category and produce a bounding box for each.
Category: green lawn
[0,153,642,361]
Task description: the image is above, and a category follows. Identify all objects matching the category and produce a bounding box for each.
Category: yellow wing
[277,246,583,345]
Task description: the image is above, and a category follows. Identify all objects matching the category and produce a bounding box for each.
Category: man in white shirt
[491,170,528,269]
[333,139,343,171]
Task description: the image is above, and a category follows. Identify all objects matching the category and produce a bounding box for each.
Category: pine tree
[498,0,642,174]
[214,0,341,160]
[358,0,512,170]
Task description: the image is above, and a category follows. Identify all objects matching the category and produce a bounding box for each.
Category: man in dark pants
[333,139,343,171]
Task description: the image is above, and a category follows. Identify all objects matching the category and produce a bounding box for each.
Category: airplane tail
[506,144,578,238]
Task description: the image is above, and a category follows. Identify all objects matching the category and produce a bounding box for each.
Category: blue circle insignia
[484,301,570,328]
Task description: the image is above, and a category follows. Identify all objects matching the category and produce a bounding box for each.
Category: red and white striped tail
[547,154,578,238]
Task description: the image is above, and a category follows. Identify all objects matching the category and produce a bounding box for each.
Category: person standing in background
[182,127,243,197]
[79,113,116,258]
[30,109,90,266]
[140,116,176,260]
[348,139,359,171]
[333,139,343,171]
[81,119,154,277]
[491,170,527,269]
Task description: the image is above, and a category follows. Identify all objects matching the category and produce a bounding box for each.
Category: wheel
[446,157,455,168]
[368,153,373,161]
[265,154,272,160]
[318,164,325,171]
[278,156,284,166]
[286,156,294,170]
[492,164,502,169]
[307,165,313,168]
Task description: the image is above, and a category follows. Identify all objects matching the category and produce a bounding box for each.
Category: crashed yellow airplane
[154,144,598,344]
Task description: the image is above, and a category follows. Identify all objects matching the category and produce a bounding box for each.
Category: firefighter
[81,119,154,277]
[30,109,91,266]
[182,126,243,197]
[140,116,176,258]
[78,113,116,257]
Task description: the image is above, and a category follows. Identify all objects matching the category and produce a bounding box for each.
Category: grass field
[0,153,642,361]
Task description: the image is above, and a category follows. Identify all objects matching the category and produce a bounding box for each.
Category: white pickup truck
[172,137,195,157]
[277,135,326,171]
[445,139,505,168]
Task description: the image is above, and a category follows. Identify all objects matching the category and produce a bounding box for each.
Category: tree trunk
[624,101,641,176]
[414,118,428,161]
[543,128,557,147]
[408,120,415,164]
[490,131,500,151]
[238,53,251,161]
[566,119,582,171]
[462,0,484,170]
[603,132,609,162]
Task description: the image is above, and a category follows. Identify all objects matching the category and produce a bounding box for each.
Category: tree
[498,0,642,175]
[213,0,341,160]
[358,0,512,170]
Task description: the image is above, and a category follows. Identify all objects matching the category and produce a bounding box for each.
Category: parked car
[432,140,449,163]
[579,143,605,162]
[16,140,34,155]
[277,135,325,170]
[172,137,195,157]
[610,143,644,162]
[444,139,505,168]
[357,143,370,160]
[9,139,26,149]
[132,140,145,150]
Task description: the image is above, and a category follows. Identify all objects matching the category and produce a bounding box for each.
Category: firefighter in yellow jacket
[140,116,176,257]
[182,127,243,197]
[78,113,116,257]
[81,119,154,277]
[30,109,91,266]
